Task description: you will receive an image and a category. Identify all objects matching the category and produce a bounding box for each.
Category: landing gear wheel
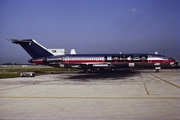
[84,69,92,73]
[156,69,159,72]
[111,69,117,72]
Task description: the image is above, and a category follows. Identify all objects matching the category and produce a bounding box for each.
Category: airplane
[8,39,176,72]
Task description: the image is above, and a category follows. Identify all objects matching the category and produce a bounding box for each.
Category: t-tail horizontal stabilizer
[7,39,53,59]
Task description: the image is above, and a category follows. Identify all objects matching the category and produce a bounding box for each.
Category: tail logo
[52,50,57,53]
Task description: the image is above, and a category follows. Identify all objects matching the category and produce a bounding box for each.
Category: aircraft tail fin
[8,39,54,59]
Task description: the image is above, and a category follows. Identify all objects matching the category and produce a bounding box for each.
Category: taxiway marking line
[0,85,31,91]
[0,96,179,99]
[142,81,149,95]
[141,73,150,95]
[148,73,180,89]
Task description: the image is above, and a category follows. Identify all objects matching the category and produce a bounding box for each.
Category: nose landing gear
[155,67,161,72]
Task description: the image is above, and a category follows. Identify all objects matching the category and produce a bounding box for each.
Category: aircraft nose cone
[169,58,178,67]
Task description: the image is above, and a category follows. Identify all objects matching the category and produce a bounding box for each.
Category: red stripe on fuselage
[62,59,173,63]
[32,59,43,64]
[62,60,104,63]
[149,60,174,63]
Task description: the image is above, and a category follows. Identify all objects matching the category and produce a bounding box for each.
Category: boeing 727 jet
[8,39,176,72]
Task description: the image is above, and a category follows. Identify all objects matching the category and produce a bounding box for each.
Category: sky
[0,0,180,64]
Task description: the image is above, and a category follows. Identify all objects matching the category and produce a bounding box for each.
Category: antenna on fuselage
[70,49,76,55]
[163,51,166,56]
[154,51,158,55]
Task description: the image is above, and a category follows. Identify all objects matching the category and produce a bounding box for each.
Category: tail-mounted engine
[28,57,62,64]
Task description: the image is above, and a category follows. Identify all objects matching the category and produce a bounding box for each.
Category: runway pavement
[0,69,180,120]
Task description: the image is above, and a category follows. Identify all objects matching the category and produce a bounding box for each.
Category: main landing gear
[156,69,159,72]
[83,69,92,73]
[155,67,161,72]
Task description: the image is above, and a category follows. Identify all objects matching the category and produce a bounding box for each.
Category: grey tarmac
[0,69,180,120]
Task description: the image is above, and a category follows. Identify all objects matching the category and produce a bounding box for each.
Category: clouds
[139,11,144,14]
[130,8,144,14]
[131,8,136,13]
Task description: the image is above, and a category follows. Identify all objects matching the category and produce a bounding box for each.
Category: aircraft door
[148,55,152,63]
[65,57,69,63]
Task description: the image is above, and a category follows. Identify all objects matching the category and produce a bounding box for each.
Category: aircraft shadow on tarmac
[66,71,140,81]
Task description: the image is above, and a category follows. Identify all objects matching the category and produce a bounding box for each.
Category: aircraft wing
[80,62,111,67]
[70,62,111,68]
